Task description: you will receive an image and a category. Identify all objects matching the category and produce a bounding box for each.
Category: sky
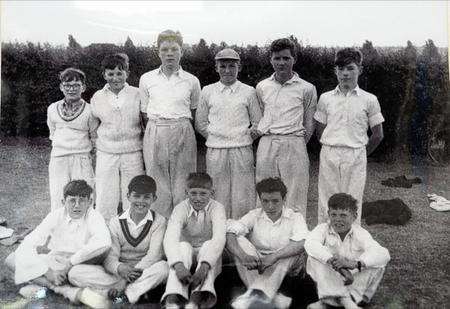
[1,1,448,48]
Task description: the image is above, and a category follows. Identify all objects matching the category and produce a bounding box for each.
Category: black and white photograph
[0,1,449,308]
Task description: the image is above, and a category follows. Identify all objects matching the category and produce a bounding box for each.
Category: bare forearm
[226,233,247,260]
[272,240,305,262]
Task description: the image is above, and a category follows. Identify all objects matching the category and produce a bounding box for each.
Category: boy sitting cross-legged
[305,193,390,309]
[226,177,309,309]
[162,172,226,309]
[4,180,111,307]
[67,175,169,305]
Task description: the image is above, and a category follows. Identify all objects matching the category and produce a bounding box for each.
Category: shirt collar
[157,66,185,78]
[119,209,154,227]
[188,200,211,217]
[103,83,129,94]
[258,207,290,223]
[269,72,301,85]
[327,222,356,239]
[63,207,90,223]
[219,80,240,93]
[333,85,361,96]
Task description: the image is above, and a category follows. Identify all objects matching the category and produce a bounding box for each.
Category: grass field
[0,137,449,308]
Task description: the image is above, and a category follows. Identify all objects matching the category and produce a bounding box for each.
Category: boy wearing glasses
[47,68,99,210]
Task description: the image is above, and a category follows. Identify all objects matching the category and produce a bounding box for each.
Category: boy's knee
[153,260,170,277]
[67,264,91,285]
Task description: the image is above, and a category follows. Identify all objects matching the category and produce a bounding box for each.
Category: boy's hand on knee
[258,254,277,274]
[173,262,192,285]
[339,268,354,286]
[45,268,66,286]
[240,254,261,270]
[190,262,210,290]
[118,264,141,282]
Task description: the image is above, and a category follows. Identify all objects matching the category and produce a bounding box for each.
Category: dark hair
[186,172,213,190]
[256,177,287,199]
[335,48,363,67]
[157,29,183,48]
[328,193,358,215]
[59,68,86,84]
[101,53,129,72]
[270,38,296,59]
[63,180,93,199]
[128,175,157,195]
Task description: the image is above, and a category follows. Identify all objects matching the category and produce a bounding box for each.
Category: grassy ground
[0,137,449,308]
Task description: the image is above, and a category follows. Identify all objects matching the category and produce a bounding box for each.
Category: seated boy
[305,193,390,309]
[5,180,111,307]
[47,68,98,210]
[67,175,169,304]
[226,177,309,309]
[162,172,226,309]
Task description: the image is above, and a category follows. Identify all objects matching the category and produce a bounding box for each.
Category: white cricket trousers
[234,237,303,299]
[68,261,169,304]
[206,146,256,219]
[95,150,144,222]
[143,118,197,218]
[162,241,221,308]
[318,145,366,224]
[256,135,310,216]
[49,153,94,210]
[307,257,385,305]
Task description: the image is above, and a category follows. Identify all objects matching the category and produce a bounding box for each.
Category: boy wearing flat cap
[196,48,262,219]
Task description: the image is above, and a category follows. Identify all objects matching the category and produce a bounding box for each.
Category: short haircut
[157,30,183,48]
[335,48,363,67]
[63,180,93,199]
[59,68,86,84]
[101,53,129,72]
[270,38,297,59]
[328,193,358,215]
[128,175,157,195]
[256,177,288,199]
[186,172,213,190]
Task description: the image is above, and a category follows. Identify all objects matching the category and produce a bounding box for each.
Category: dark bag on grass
[362,198,412,225]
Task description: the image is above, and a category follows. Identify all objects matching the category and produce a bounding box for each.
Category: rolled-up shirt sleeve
[367,96,384,128]
[304,224,333,264]
[226,209,258,236]
[357,229,390,268]
[70,210,111,265]
[290,213,309,241]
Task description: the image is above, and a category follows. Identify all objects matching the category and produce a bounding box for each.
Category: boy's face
[259,191,284,220]
[127,191,156,216]
[335,62,361,89]
[104,66,128,93]
[186,187,213,211]
[270,49,295,76]
[328,208,356,235]
[216,60,240,86]
[158,40,182,69]
[63,195,92,219]
[60,80,85,103]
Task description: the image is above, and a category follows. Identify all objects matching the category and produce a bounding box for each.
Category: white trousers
[234,237,303,299]
[162,241,221,308]
[143,119,197,218]
[256,135,309,216]
[206,146,256,219]
[68,261,169,304]
[95,150,144,222]
[307,257,385,304]
[318,145,366,224]
[49,153,94,210]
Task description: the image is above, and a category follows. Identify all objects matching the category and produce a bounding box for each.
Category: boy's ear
[358,65,363,76]
[152,194,157,202]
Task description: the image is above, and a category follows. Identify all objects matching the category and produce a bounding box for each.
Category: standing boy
[226,178,309,309]
[256,38,317,216]
[196,48,262,219]
[162,173,226,309]
[5,180,111,307]
[47,68,98,210]
[90,53,145,221]
[67,175,169,305]
[305,193,390,309]
[139,30,201,218]
[315,48,384,224]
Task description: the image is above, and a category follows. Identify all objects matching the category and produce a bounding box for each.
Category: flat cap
[215,48,240,61]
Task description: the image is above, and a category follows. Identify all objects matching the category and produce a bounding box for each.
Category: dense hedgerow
[1,36,448,161]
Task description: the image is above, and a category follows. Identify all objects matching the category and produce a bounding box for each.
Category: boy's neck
[162,64,180,78]
[64,98,83,106]
[275,72,294,84]
[338,84,358,95]
[130,210,147,225]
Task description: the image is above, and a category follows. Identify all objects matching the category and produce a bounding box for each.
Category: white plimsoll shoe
[231,291,254,309]
[185,301,199,309]
[165,303,182,309]
[273,293,292,309]
[18,284,47,299]
[78,287,111,308]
